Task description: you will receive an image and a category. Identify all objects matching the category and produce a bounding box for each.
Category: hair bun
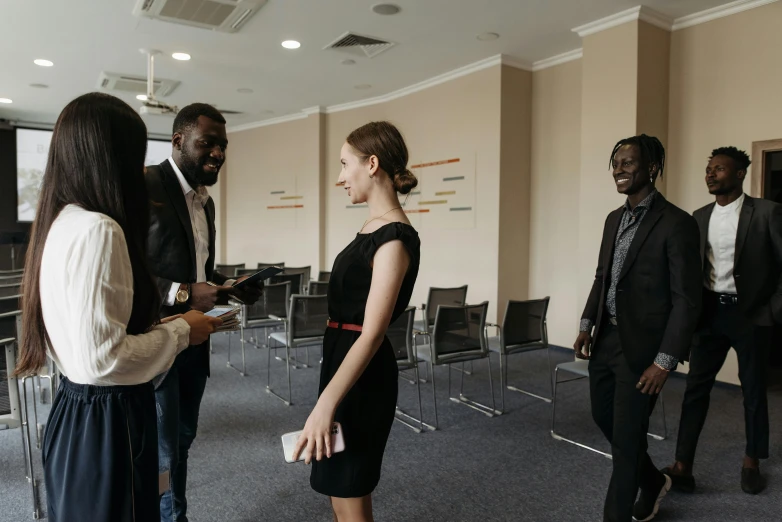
[393,169,418,195]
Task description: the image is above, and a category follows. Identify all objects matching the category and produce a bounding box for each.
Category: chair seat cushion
[269,331,323,348]
[556,359,590,377]
[487,336,547,355]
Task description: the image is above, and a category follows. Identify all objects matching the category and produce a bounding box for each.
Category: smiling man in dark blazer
[146,103,260,522]
[662,146,782,496]
[574,134,702,522]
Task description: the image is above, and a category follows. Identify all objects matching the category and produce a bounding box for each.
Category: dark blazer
[694,195,782,326]
[582,193,702,374]
[145,160,228,373]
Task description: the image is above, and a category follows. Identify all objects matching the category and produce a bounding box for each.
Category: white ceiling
[0,0,740,135]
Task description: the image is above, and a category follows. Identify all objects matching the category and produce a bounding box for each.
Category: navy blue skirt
[42,378,159,522]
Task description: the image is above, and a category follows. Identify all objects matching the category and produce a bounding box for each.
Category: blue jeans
[156,348,208,522]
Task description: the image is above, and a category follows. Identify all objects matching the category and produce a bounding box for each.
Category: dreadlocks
[710,146,751,171]
[609,134,666,181]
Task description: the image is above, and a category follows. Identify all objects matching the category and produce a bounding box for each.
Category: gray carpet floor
[1,333,780,521]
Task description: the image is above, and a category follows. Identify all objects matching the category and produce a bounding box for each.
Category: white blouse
[40,205,190,386]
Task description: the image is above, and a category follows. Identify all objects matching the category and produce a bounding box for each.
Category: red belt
[327,320,363,332]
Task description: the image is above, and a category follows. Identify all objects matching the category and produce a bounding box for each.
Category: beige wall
[498,66,533,320]
[666,1,782,384]
[224,116,322,271]
[218,1,781,386]
[325,67,504,318]
[529,59,582,348]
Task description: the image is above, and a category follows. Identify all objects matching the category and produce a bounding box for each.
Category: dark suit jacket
[582,193,702,374]
[694,195,782,326]
[145,160,228,374]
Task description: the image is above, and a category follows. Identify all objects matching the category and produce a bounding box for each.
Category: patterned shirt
[580,189,678,370]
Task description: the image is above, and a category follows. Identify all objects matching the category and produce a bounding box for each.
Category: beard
[179,146,220,187]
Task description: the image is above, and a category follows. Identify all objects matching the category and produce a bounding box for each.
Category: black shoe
[633,474,672,521]
[660,466,696,493]
[741,467,766,495]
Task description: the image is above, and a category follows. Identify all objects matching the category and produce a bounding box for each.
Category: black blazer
[582,193,702,373]
[694,195,782,326]
[145,160,228,372]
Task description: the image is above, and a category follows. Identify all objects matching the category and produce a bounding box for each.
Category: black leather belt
[717,293,739,305]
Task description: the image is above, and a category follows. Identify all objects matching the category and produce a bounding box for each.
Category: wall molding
[672,0,778,30]
[229,1,778,132]
[532,48,583,71]
[572,6,673,37]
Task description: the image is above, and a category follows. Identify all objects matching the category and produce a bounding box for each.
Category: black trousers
[42,378,160,522]
[676,294,772,464]
[589,324,665,522]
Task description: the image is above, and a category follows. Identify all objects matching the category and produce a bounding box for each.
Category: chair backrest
[243,282,291,323]
[424,285,468,332]
[308,281,329,296]
[215,263,245,277]
[387,306,415,363]
[0,276,23,286]
[236,268,258,278]
[270,273,302,296]
[0,284,21,298]
[283,266,311,293]
[501,297,550,348]
[288,294,328,342]
[431,302,489,363]
[258,262,285,269]
[317,271,331,282]
[0,269,23,276]
[0,296,21,347]
[0,312,22,427]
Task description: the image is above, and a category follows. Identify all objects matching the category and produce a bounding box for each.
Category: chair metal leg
[431,362,438,429]
[450,360,496,417]
[266,343,293,406]
[503,350,552,404]
[227,331,246,376]
[395,365,436,432]
[20,377,43,519]
[647,390,667,441]
[549,368,612,459]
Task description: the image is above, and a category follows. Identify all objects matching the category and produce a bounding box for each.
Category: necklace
[360,206,402,233]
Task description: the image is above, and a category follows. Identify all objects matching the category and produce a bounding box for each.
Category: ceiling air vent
[132,0,266,33]
[98,72,180,97]
[324,32,396,59]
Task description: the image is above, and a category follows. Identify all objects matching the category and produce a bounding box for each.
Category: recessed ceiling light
[477,32,500,41]
[341,59,356,65]
[29,83,49,89]
[172,52,191,61]
[34,59,54,67]
[354,84,372,90]
[281,40,301,49]
[0,98,12,104]
[372,3,401,15]
[136,94,148,101]
[237,88,254,94]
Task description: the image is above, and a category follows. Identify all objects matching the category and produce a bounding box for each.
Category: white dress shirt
[165,157,211,305]
[705,193,745,294]
[40,205,190,385]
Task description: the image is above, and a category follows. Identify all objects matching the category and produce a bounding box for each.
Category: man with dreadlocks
[662,146,782,496]
[573,134,702,521]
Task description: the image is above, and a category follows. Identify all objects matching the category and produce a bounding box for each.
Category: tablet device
[232,266,283,290]
[281,422,345,463]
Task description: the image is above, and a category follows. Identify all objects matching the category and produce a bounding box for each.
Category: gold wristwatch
[175,283,190,304]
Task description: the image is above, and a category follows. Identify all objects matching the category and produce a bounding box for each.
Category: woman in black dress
[293,121,420,521]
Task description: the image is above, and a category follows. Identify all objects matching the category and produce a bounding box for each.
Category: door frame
[750,138,782,198]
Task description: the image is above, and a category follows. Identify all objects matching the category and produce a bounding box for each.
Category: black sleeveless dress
[311,222,420,498]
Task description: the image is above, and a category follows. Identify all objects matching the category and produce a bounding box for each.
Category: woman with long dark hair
[15,92,221,522]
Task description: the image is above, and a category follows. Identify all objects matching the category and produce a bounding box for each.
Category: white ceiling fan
[138,49,178,116]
